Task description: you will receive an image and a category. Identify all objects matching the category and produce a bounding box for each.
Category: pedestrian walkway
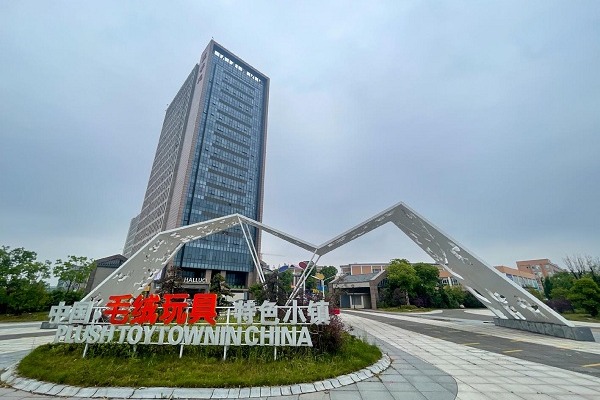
[346,311,600,399]
[0,322,53,371]
[2,312,600,399]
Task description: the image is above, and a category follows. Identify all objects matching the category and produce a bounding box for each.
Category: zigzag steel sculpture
[82,202,595,341]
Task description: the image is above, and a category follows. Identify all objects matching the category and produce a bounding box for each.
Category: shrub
[546,298,573,313]
[310,314,345,354]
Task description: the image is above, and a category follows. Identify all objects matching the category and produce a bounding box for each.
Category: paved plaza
[1,311,600,399]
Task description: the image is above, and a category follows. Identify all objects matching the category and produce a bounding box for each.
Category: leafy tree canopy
[414,263,439,293]
[210,273,233,307]
[568,277,600,317]
[387,259,418,290]
[0,246,51,314]
[53,255,95,293]
[320,266,338,281]
[386,259,419,306]
[0,246,50,285]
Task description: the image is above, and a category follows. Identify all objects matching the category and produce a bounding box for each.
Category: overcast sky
[1,1,599,274]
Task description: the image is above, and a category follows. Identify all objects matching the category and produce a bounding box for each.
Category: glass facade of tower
[125,41,268,291]
[174,45,267,288]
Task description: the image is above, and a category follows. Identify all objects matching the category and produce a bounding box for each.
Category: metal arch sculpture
[83,201,594,341]
[83,214,319,306]
[316,202,567,324]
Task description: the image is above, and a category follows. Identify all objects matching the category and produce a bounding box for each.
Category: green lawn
[17,334,381,388]
[0,311,49,323]
[560,312,600,323]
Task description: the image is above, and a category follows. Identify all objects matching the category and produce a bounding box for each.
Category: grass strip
[17,333,381,388]
[0,312,49,322]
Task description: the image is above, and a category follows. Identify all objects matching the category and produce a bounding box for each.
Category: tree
[386,259,419,306]
[53,255,95,294]
[0,246,51,314]
[443,286,466,308]
[210,273,233,307]
[278,270,293,294]
[525,287,544,301]
[413,263,440,306]
[547,272,575,300]
[307,266,337,295]
[250,270,292,305]
[156,265,184,296]
[568,277,600,316]
[543,276,553,299]
[320,266,338,293]
[563,255,600,284]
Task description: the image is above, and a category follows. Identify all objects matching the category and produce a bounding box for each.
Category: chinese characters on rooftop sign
[49,294,330,349]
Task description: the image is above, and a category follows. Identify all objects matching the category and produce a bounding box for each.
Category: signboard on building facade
[47,294,330,354]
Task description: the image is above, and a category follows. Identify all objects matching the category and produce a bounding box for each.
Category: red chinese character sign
[48,293,331,358]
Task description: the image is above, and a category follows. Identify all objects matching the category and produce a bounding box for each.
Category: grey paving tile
[0,369,14,382]
[399,369,425,376]
[356,381,388,391]
[380,374,408,383]
[45,384,67,396]
[102,387,136,398]
[33,382,55,394]
[411,382,449,393]
[329,379,342,389]
[212,388,230,398]
[356,371,370,380]
[268,396,299,400]
[362,377,379,382]
[389,392,427,400]
[298,392,330,400]
[21,380,44,392]
[279,386,292,396]
[464,383,507,393]
[130,387,174,398]
[300,383,316,393]
[333,383,358,391]
[239,388,251,398]
[430,375,456,384]
[227,387,240,398]
[290,385,302,395]
[337,375,354,386]
[418,368,449,376]
[0,388,18,396]
[330,391,362,400]
[405,375,436,384]
[72,387,98,397]
[439,382,457,392]
[56,386,81,397]
[269,387,281,397]
[249,387,262,397]
[9,378,28,390]
[259,387,270,397]
[383,382,417,392]
[422,391,457,400]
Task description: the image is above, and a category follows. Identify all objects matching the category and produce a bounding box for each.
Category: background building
[124,40,269,295]
[84,254,128,294]
[516,259,562,288]
[122,214,139,258]
[340,263,388,275]
[494,265,540,291]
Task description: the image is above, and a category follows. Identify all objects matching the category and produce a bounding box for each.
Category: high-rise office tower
[124,40,269,292]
